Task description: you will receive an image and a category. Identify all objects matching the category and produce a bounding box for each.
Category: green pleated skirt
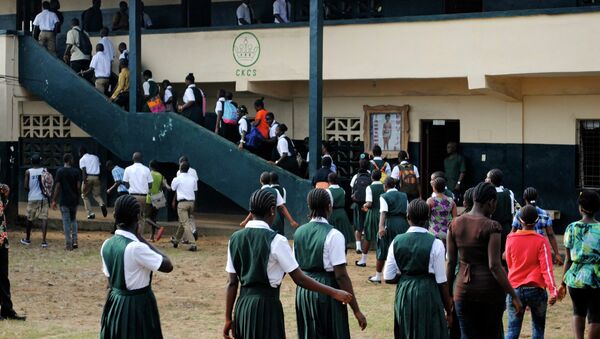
[296,271,350,339]
[100,285,163,339]
[234,286,285,339]
[364,208,380,241]
[376,215,409,261]
[394,275,448,339]
[328,208,354,245]
[351,203,366,232]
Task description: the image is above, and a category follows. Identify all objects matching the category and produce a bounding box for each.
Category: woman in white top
[177,73,205,126]
[273,123,299,174]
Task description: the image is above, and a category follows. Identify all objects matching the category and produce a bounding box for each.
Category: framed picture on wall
[363,105,410,159]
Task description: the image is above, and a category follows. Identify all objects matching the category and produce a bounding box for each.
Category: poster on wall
[363,105,410,159]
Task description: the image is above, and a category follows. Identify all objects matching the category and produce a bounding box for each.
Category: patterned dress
[429,195,454,240]
[564,221,600,289]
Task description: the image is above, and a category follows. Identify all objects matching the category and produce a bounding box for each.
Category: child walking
[327,172,354,244]
[294,189,367,338]
[350,155,371,254]
[224,190,353,339]
[427,177,457,247]
[355,170,383,267]
[383,199,452,339]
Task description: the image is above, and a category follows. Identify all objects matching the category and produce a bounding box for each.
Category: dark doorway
[445,0,482,14]
[420,120,460,197]
[182,0,211,27]
[16,0,41,33]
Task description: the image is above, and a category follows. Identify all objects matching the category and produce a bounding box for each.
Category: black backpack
[351,172,372,203]
[75,27,92,55]
[283,136,297,157]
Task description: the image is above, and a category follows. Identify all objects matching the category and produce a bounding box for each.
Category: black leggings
[569,287,600,323]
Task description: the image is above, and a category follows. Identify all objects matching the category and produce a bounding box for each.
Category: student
[369,177,409,283]
[162,80,175,112]
[51,153,81,250]
[223,189,352,339]
[237,105,250,150]
[327,172,354,244]
[142,70,159,112]
[384,199,452,339]
[178,73,206,127]
[175,156,198,239]
[350,155,371,254]
[33,1,60,55]
[321,143,337,173]
[369,145,391,182]
[106,160,127,234]
[64,18,91,74]
[461,187,474,215]
[118,42,128,61]
[355,170,383,268]
[21,154,49,247]
[98,27,115,62]
[240,172,298,235]
[79,146,107,219]
[109,58,129,109]
[273,0,291,23]
[214,89,226,134]
[311,157,333,188]
[558,190,600,339]
[122,152,153,234]
[146,160,169,242]
[392,150,421,201]
[80,43,111,94]
[427,177,457,247]
[447,182,522,339]
[431,171,455,199]
[271,124,297,174]
[511,187,563,265]
[294,188,367,337]
[100,195,173,338]
[505,205,558,339]
[269,172,287,236]
[237,0,254,25]
[485,168,515,257]
[170,162,197,251]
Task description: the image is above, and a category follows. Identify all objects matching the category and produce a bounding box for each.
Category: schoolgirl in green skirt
[100,195,173,339]
[356,170,384,267]
[383,199,453,339]
[294,188,367,338]
[224,189,353,339]
[326,173,354,245]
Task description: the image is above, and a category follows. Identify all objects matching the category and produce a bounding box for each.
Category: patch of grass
[2,230,578,338]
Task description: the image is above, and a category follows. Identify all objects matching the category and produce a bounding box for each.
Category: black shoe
[101,205,108,218]
[354,260,366,267]
[192,229,198,241]
[170,237,178,248]
[3,312,26,321]
[87,213,96,220]
[188,245,197,252]
[72,243,78,249]
[355,248,362,254]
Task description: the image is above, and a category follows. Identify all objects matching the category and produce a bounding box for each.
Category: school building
[1,0,599,230]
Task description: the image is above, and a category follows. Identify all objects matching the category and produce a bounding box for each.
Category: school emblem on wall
[233,32,261,68]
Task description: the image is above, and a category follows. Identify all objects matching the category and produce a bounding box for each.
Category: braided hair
[114,195,141,231]
[473,182,497,204]
[523,187,538,206]
[307,188,332,219]
[407,199,430,227]
[249,189,276,219]
[463,187,475,213]
[578,190,600,216]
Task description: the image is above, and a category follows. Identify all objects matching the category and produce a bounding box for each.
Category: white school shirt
[391,161,420,180]
[269,121,279,138]
[176,167,198,181]
[226,220,299,287]
[89,51,111,78]
[325,185,338,205]
[365,181,383,203]
[119,49,129,60]
[33,9,59,31]
[123,163,153,194]
[383,226,447,283]
[237,3,252,25]
[271,184,287,202]
[142,12,153,28]
[79,153,101,175]
[183,84,203,104]
[164,86,173,103]
[215,97,225,113]
[379,188,409,213]
[99,36,115,60]
[372,157,391,176]
[273,0,290,23]
[298,217,346,272]
[262,184,285,206]
[171,172,197,201]
[142,79,154,96]
[238,116,250,137]
[277,134,290,156]
[101,230,163,290]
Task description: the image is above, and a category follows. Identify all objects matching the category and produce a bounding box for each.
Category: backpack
[398,163,419,197]
[245,126,264,150]
[351,173,372,202]
[370,160,389,183]
[74,27,92,55]
[39,168,54,200]
[222,100,238,125]
[283,136,297,157]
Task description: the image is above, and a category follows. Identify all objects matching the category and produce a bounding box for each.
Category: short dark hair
[579,190,600,215]
[180,161,190,173]
[399,150,408,161]
[254,97,265,108]
[278,123,288,133]
[42,1,51,9]
[432,177,446,192]
[143,70,152,78]
[100,27,109,36]
[322,156,332,168]
[105,160,114,169]
[63,153,73,164]
[371,170,382,181]
[431,171,446,180]
[71,18,80,26]
[96,43,104,52]
[384,176,395,189]
[260,172,271,185]
[269,172,279,185]
[328,172,338,184]
[266,112,274,120]
[372,145,382,156]
[31,154,41,165]
[149,160,158,170]
[407,199,430,227]
[487,169,503,186]
[185,73,195,82]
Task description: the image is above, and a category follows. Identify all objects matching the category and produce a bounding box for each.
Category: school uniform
[100,229,164,338]
[294,217,350,338]
[327,185,353,244]
[171,172,198,246]
[350,171,370,233]
[80,153,105,217]
[142,78,160,112]
[237,2,253,25]
[89,50,112,93]
[383,227,448,339]
[377,188,409,261]
[261,185,286,235]
[275,134,299,174]
[33,9,59,54]
[163,86,175,112]
[123,163,154,230]
[182,84,206,126]
[271,184,287,234]
[238,116,250,145]
[364,182,384,242]
[273,0,291,23]
[226,220,299,338]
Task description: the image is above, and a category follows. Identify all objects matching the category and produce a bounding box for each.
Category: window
[20,115,71,138]
[324,117,362,142]
[578,120,600,188]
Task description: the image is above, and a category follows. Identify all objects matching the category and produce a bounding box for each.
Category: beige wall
[52,0,180,12]
[0,35,19,142]
[0,2,16,16]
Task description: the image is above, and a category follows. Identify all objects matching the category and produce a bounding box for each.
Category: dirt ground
[0,230,579,339]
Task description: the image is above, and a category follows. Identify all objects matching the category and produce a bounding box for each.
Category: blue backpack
[245,126,264,150]
[222,100,238,124]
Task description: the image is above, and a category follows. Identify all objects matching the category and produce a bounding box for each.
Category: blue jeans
[506,286,548,339]
[455,299,505,339]
[60,206,78,248]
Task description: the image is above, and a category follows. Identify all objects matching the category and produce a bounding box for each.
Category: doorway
[420,119,460,197]
[16,0,41,33]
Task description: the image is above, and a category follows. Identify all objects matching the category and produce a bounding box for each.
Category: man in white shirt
[81,44,112,94]
[64,18,91,73]
[79,146,106,220]
[266,112,279,139]
[99,27,115,68]
[33,1,60,55]
[237,0,253,25]
[123,152,154,233]
[273,0,290,23]
[171,162,198,251]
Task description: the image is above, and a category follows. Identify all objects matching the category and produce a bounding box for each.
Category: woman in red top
[505,205,558,339]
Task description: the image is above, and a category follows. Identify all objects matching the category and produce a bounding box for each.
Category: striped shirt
[111,166,127,193]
